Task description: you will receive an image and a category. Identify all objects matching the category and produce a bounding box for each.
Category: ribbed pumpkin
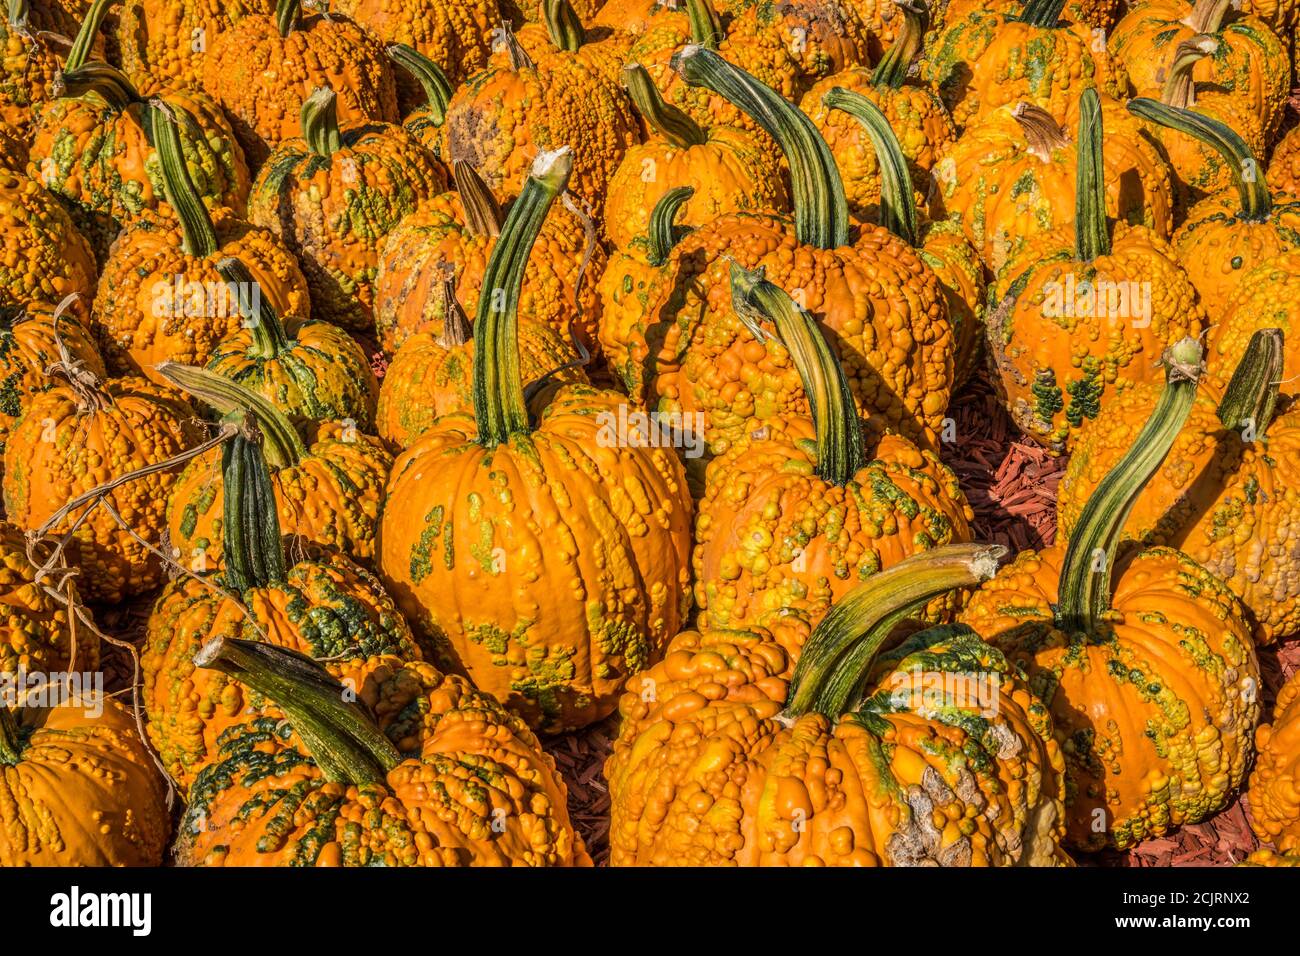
[113,0,273,94]
[386,42,453,154]
[800,0,956,224]
[3,367,200,604]
[0,519,97,675]
[161,364,392,570]
[91,104,309,384]
[1249,667,1300,853]
[373,162,605,356]
[695,265,972,630]
[204,257,378,430]
[986,90,1202,453]
[1058,329,1300,645]
[603,63,788,250]
[962,337,1260,850]
[0,0,64,138]
[379,149,693,733]
[201,0,399,168]
[1110,0,1288,142]
[607,544,1072,866]
[0,689,169,865]
[143,421,417,794]
[174,636,591,866]
[642,47,954,456]
[0,167,97,312]
[1130,98,1300,320]
[249,88,447,332]
[920,0,1129,132]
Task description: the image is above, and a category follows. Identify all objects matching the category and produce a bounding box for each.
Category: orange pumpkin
[1249,667,1300,853]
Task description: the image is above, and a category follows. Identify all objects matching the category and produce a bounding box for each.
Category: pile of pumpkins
[1,0,1299,868]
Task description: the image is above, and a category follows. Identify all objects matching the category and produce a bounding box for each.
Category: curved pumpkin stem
[1074,88,1108,263]
[1055,338,1204,634]
[647,185,694,266]
[149,100,219,258]
[1160,35,1217,109]
[472,148,573,447]
[1217,328,1283,437]
[0,703,22,765]
[65,0,117,72]
[1127,97,1271,223]
[193,636,401,785]
[455,161,504,237]
[276,0,301,38]
[1017,0,1066,28]
[1013,103,1071,163]
[672,45,848,250]
[685,0,722,48]
[57,63,140,112]
[387,43,452,124]
[1184,0,1232,33]
[729,262,865,485]
[870,0,927,90]
[220,421,288,592]
[436,268,472,349]
[823,87,917,246]
[543,0,585,51]
[301,88,343,158]
[786,543,1010,718]
[624,63,707,148]
[498,22,536,71]
[214,257,292,360]
[156,362,308,469]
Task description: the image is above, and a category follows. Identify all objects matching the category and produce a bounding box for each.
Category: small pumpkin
[248,87,447,332]
[1249,666,1300,854]
[0,519,97,676]
[0,166,97,313]
[962,337,1261,850]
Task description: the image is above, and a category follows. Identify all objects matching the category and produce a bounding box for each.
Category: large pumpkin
[0,167,97,313]
[379,149,693,733]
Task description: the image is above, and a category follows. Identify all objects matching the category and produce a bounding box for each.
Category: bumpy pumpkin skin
[202,10,399,168]
[142,556,419,793]
[0,114,25,171]
[1249,669,1300,853]
[961,546,1259,851]
[1270,124,1300,196]
[1060,385,1300,644]
[333,0,495,95]
[801,67,957,224]
[374,193,606,355]
[166,421,393,570]
[919,216,986,388]
[0,696,170,866]
[3,377,201,604]
[644,213,954,455]
[1207,250,1300,393]
[249,124,447,332]
[0,520,97,675]
[696,423,974,628]
[722,0,872,95]
[113,0,273,94]
[0,12,61,139]
[380,384,694,733]
[597,233,681,400]
[92,207,311,385]
[606,621,1070,866]
[0,169,97,311]
[933,0,1123,32]
[987,224,1206,452]
[175,654,591,866]
[376,324,587,450]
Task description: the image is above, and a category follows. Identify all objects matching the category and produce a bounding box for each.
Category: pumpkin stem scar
[823,88,917,246]
[387,44,452,125]
[1217,328,1284,437]
[870,0,927,90]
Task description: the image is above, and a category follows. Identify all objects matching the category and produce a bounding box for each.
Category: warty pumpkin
[113,0,273,95]
[932,0,1122,32]
[694,265,973,630]
[174,636,591,865]
[143,420,417,794]
[1269,122,1300,195]
[503,0,636,84]
[0,687,170,865]
[1249,666,1300,853]
[248,88,447,333]
[1059,329,1300,644]
[593,0,666,33]
[160,363,392,570]
[1204,248,1300,393]
[379,148,693,733]
[205,256,379,431]
[0,113,25,171]
[2,363,201,604]
[0,0,65,138]
[1130,97,1300,320]
[713,0,871,97]
[962,337,1261,850]
[91,103,310,384]
[0,166,97,313]
[201,0,399,169]
[607,544,1072,866]
[0,519,97,676]
[985,90,1202,453]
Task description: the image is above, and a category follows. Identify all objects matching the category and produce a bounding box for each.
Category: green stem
[543,0,585,51]
[193,637,400,785]
[624,63,707,148]
[1217,328,1283,437]
[685,0,721,48]
[148,100,219,258]
[386,44,452,124]
[1160,35,1216,110]
[1017,0,1066,28]
[57,63,140,112]
[870,0,927,90]
[823,88,916,246]
[155,362,308,468]
[1128,96,1271,223]
[1185,0,1232,33]
[730,263,865,484]
[276,0,300,37]
[672,45,848,250]
[647,185,694,266]
[471,148,573,447]
[214,257,291,360]
[1055,338,1204,633]
[220,424,288,592]
[786,543,1009,717]
[301,88,342,157]
[0,705,21,766]
[454,160,504,237]
[1074,88,1108,263]
[65,0,116,72]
